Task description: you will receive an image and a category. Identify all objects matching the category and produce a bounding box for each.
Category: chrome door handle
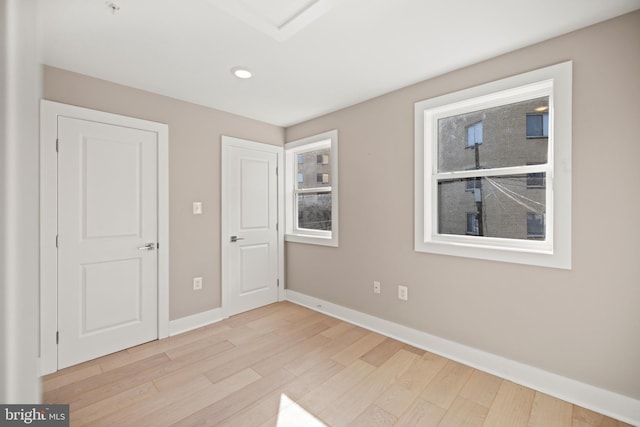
[230,236,245,243]
[138,243,156,251]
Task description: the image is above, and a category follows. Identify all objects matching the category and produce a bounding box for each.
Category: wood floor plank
[283,322,371,377]
[394,397,447,427]
[459,369,503,408]
[70,381,158,426]
[374,350,448,417]
[88,375,212,427]
[331,331,387,366]
[42,363,102,393]
[572,406,629,427]
[420,359,474,410]
[526,391,573,427]
[482,380,535,427]
[205,322,331,384]
[41,302,630,427]
[219,358,343,427]
[297,359,376,415]
[360,337,406,367]
[349,404,397,427]
[126,368,262,426]
[251,333,330,376]
[438,396,489,427]
[174,369,296,426]
[319,349,417,426]
[43,352,170,406]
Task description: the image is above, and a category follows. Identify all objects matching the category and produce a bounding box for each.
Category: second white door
[222,137,281,317]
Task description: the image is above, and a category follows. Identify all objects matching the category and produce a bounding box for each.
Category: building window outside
[526,112,549,138]
[527,171,545,188]
[285,130,339,247]
[466,121,483,147]
[466,212,479,235]
[527,212,545,239]
[317,154,329,165]
[317,173,329,184]
[415,61,572,269]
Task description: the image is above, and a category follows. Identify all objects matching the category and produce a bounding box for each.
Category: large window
[285,130,339,247]
[415,62,572,269]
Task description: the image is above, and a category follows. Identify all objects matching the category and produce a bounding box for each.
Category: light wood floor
[43,301,632,427]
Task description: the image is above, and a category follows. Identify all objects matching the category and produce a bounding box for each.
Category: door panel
[223,139,280,316]
[58,117,158,369]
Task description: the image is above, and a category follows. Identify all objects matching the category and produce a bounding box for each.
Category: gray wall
[43,66,284,321]
[285,11,640,400]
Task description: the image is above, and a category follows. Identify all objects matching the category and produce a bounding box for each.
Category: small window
[527,212,545,239]
[466,121,483,147]
[285,130,339,247]
[466,212,479,236]
[317,173,329,184]
[527,171,545,188]
[465,177,481,192]
[526,113,549,138]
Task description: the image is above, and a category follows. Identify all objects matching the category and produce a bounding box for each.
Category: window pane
[438,97,549,172]
[298,192,332,231]
[297,148,331,189]
[438,175,546,240]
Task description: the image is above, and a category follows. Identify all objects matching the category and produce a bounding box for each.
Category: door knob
[138,243,156,251]
[230,236,245,243]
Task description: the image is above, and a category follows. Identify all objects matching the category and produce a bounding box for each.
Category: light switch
[193,202,203,215]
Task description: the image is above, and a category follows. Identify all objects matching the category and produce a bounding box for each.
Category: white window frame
[285,130,339,247]
[415,61,572,269]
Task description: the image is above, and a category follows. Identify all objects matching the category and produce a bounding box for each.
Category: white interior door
[222,137,282,317]
[57,116,159,369]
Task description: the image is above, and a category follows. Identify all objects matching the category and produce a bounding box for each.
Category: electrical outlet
[398,285,408,301]
[193,202,203,215]
[373,280,381,294]
[193,277,203,290]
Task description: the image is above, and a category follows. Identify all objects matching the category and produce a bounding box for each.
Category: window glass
[438,175,546,240]
[438,97,549,172]
[297,148,331,189]
[297,192,332,231]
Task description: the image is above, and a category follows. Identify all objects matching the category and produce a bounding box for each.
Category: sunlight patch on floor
[276,393,326,427]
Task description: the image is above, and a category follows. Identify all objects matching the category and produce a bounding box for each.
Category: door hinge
[56,138,59,152]
[276,223,279,231]
[277,279,280,288]
[56,331,59,344]
[276,166,278,176]
[157,242,160,249]
[55,235,59,248]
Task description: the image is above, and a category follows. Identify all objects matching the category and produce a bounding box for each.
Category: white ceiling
[38,0,640,127]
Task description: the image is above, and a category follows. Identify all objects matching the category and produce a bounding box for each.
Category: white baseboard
[286,290,640,426]
[168,308,225,336]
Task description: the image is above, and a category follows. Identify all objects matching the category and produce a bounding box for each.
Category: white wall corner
[168,308,225,337]
[285,290,640,426]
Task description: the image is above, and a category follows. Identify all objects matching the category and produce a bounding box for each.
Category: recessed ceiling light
[231,67,252,79]
[535,106,549,112]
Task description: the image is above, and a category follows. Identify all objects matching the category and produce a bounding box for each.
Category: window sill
[285,233,338,247]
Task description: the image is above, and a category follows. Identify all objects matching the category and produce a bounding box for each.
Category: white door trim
[39,100,170,375]
[221,136,284,319]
